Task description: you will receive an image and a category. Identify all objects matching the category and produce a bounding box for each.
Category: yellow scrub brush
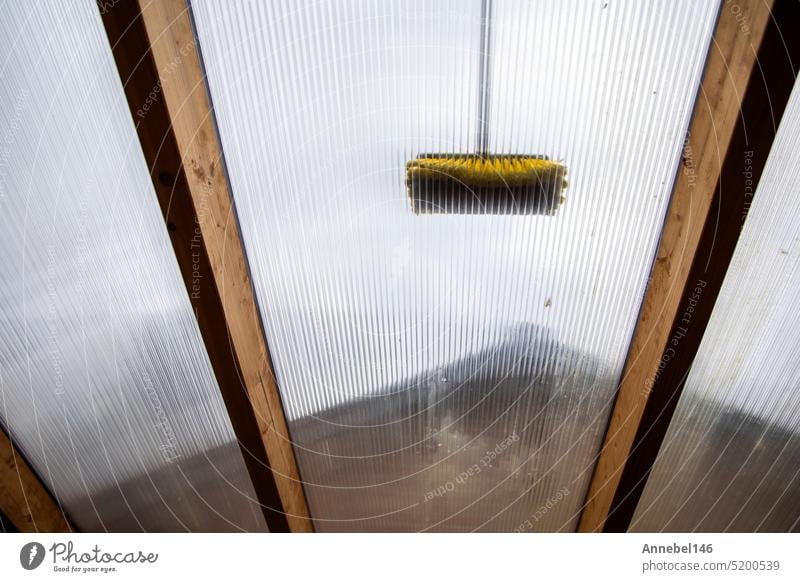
[406,0,567,215]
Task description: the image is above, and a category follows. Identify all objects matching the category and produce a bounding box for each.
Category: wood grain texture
[578,0,775,532]
[603,0,800,532]
[101,0,312,531]
[1,428,71,532]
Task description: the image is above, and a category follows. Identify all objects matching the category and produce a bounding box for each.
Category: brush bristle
[407,155,567,188]
[406,154,568,215]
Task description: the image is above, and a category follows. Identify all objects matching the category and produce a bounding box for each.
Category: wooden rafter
[1,427,71,532]
[602,0,800,531]
[578,0,781,532]
[100,0,312,532]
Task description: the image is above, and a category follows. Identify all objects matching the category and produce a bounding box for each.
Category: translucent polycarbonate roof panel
[192,0,719,531]
[631,79,800,533]
[0,1,266,532]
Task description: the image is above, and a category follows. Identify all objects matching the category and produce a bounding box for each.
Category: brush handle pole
[476,0,493,156]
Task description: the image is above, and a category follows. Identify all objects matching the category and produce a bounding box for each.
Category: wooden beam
[1,426,71,532]
[578,0,776,532]
[602,0,800,532]
[100,0,312,532]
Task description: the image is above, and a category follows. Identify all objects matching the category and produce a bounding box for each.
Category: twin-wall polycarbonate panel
[631,79,800,533]
[0,1,266,532]
[192,0,719,531]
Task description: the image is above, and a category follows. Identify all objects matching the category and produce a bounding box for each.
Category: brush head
[406,154,568,215]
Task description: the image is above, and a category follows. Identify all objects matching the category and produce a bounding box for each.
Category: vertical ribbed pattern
[0,1,266,532]
[632,79,800,533]
[192,0,718,531]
